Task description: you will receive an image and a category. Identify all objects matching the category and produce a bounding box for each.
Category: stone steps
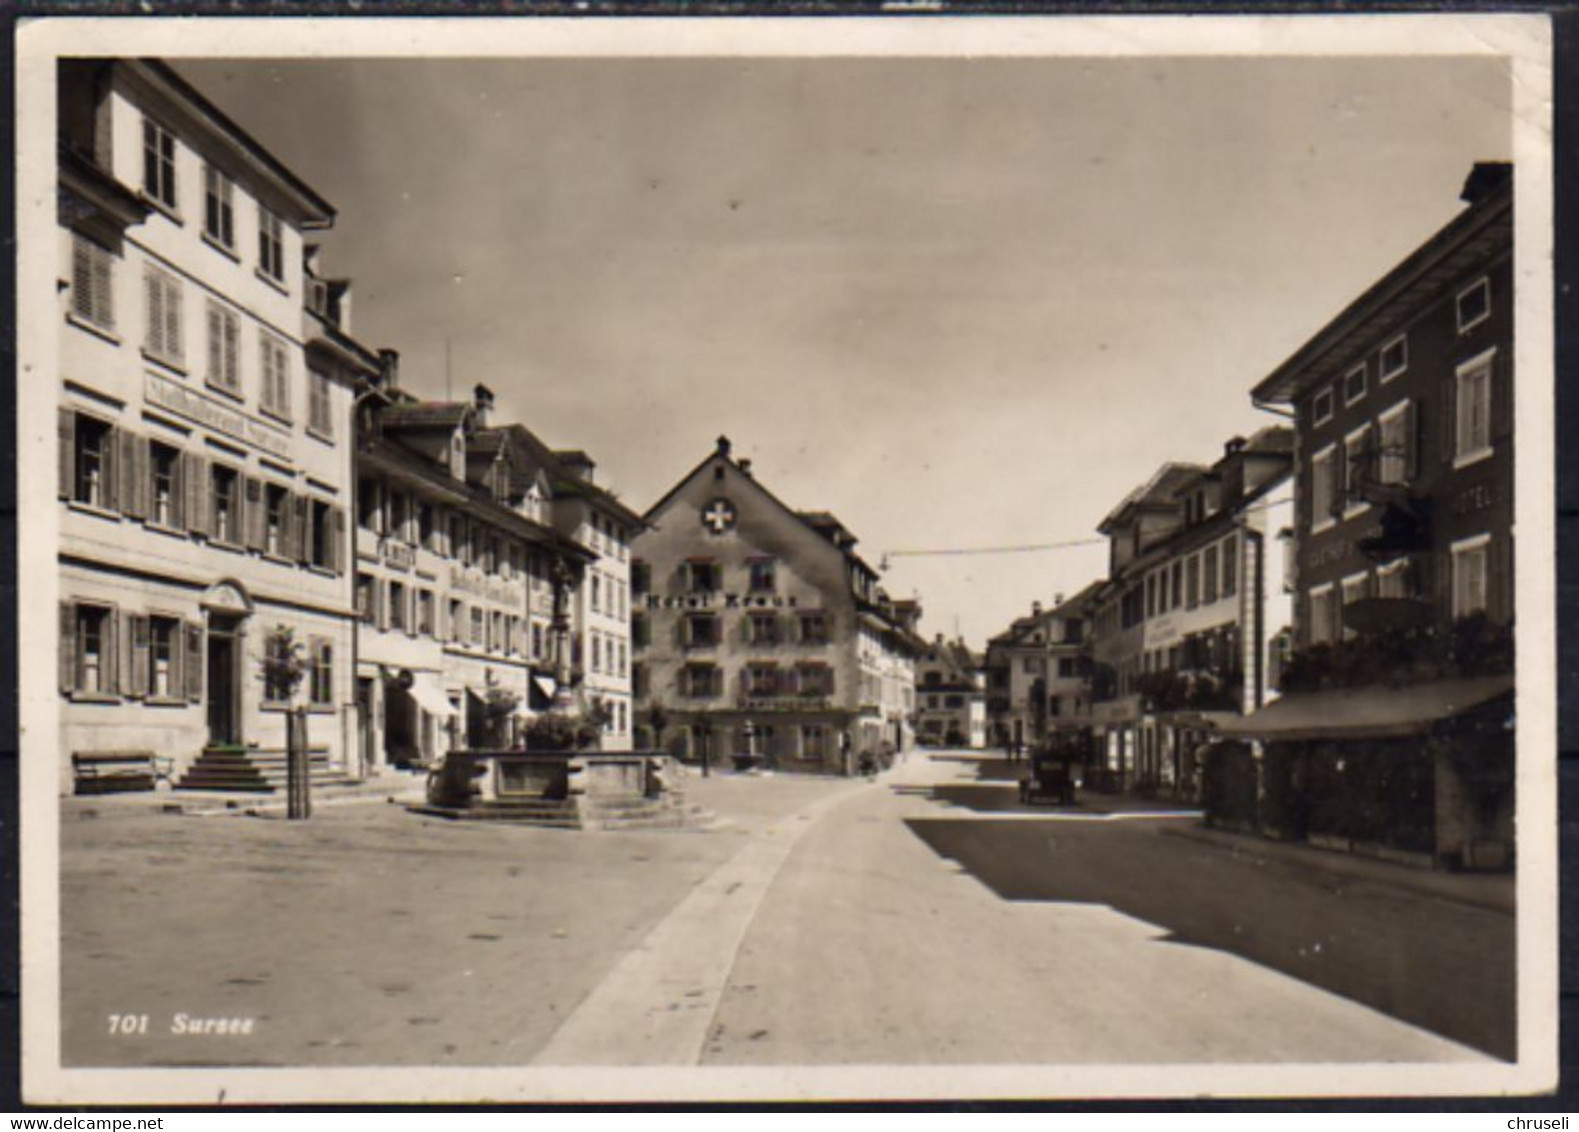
[176,748,351,794]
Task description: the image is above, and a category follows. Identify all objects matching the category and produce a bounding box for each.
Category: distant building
[983,587,1100,754]
[632,437,925,773]
[915,636,985,749]
[1220,162,1515,871]
[55,59,359,792]
[1086,430,1295,796]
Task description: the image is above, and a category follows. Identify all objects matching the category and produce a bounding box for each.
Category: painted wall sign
[145,372,293,459]
[645,593,800,610]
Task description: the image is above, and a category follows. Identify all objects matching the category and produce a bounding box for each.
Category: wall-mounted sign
[646,593,800,610]
[145,372,292,459]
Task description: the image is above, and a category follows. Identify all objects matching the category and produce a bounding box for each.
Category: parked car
[1019,751,1079,806]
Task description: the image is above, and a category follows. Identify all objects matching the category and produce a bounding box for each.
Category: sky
[177,52,1511,649]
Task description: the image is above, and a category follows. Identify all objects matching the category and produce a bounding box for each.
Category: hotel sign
[646,593,800,610]
[145,372,292,460]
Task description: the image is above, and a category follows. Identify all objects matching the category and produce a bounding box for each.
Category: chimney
[716,434,732,458]
[1460,161,1512,205]
[738,458,753,477]
[1053,592,1064,606]
[378,348,400,391]
[1031,601,1043,616]
[556,450,596,484]
[473,383,494,427]
[1224,435,1247,458]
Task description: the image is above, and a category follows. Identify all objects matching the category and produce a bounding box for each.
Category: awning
[533,676,557,699]
[1211,674,1513,742]
[409,673,458,717]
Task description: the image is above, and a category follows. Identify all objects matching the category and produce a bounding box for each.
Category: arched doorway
[200,580,252,748]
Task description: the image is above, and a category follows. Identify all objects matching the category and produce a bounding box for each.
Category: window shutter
[294,495,311,564]
[104,606,120,697]
[118,430,146,520]
[1405,402,1421,482]
[332,507,347,574]
[185,453,211,537]
[224,313,239,390]
[59,602,76,694]
[58,408,75,500]
[375,581,388,631]
[98,422,119,514]
[165,280,183,363]
[207,304,222,383]
[145,270,164,357]
[244,478,266,551]
[1441,377,1457,464]
[92,243,113,330]
[185,622,204,702]
[1492,350,1514,442]
[278,491,298,560]
[130,614,150,698]
[406,588,417,638]
[71,238,91,317]
[1487,535,1511,624]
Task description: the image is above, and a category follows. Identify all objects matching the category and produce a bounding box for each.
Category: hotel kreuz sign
[145,372,293,460]
[645,593,801,610]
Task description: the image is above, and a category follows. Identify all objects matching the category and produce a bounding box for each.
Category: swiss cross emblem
[702,498,736,534]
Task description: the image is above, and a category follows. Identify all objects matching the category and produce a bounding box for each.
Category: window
[470,607,484,648]
[258,207,286,284]
[1308,585,1338,645]
[1312,387,1334,427]
[1202,544,1219,604]
[685,613,720,649]
[205,301,240,393]
[448,513,466,561]
[749,558,777,592]
[590,575,601,614]
[70,414,114,509]
[70,235,115,332]
[263,483,288,556]
[1343,424,1373,515]
[1376,559,1410,599]
[631,560,651,594]
[148,442,182,527]
[800,612,829,644]
[419,504,435,550]
[617,642,627,678]
[1221,536,1238,598]
[1452,536,1491,618]
[1310,445,1338,527]
[1057,657,1078,679]
[74,604,115,695]
[1343,363,1367,406]
[263,631,294,704]
[802,725,828,762]
[1457,277,1490,333]
[418,590,435,636]
[309,640,334,707]
[142,118,177,210]
[1455,351,1494,466]
[1185,555,1201,610]
[308,370,333,438]
[590,634,603,674]
[149,616,179,699]
[356,574,376,623]
[687,560,719,593]
[449,599,464,643]
[210,464,239,544]
[259,331,291,420]
[309,500,336,571]
[796,664,834,697]
[1170,562,1183,608]
[144,266,184,367]
[532,623,545,659]
[203,165,235,250]
[1377,401,1413,485]
[745,664,780,697]
[1381,334,1408,382]
[682,663,720,699]
[750,613,779,646]
[1341,572,1373,638]
[389,581,407,632]
[493,612,505,654]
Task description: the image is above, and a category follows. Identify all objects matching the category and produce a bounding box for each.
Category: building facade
[1221,162,1515,870]
[632,437,924,773]
[915,636,985,749]
[1087,431,1295,796]
[56,59,360,792]
[352,381,596,771]
[984,589,1099,754]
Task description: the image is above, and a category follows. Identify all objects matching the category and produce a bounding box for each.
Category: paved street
[61,751,1508,1068]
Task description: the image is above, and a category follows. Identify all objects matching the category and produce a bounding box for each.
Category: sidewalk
[63,771,428,820]
[1162,819,1515,915]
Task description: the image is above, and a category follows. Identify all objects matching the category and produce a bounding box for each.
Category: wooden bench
[72,751,173,795]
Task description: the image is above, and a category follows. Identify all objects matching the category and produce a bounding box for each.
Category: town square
[20,17,1555,1105]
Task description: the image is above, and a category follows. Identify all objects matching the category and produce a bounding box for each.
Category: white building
[56,59,360,793]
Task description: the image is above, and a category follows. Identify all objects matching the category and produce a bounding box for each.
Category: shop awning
[409,674,458,717]
[533,676,557,699]
[1211,674,1514,742]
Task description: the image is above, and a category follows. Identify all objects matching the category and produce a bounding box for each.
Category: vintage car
[1019,752,1080,806]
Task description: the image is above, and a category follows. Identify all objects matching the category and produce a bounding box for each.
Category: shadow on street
[904,816,1515,1061]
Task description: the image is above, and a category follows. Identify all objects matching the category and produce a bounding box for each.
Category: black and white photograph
[15,14,1558,1105]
